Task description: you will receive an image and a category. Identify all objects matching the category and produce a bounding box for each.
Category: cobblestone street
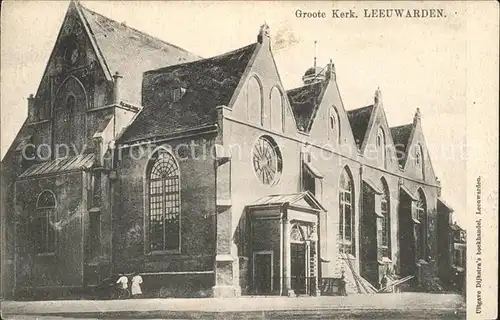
[2,292,465,319]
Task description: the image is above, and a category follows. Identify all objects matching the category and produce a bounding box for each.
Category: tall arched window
[35,190,57,254]
[415,189,427,260]
[147,150,181,253]
[65,95,76,144]
[376,128,386,168]
[247,76,263,125]
[339,168,355,256]
[270,86,284,132]
[378,180,390,259]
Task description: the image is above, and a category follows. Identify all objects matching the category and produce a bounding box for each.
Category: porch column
[283,219,294,296]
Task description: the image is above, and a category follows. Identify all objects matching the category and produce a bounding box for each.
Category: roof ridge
[78,3,199,57]
[346,105,374,114]
[286,81,323,93]
[390,123,413,130]
[145,43,257,74]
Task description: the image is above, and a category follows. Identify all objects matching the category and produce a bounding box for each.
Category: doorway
[291,243,306,295]
[253,251,273,295]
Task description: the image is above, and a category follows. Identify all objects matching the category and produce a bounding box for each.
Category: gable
[78,3,201,106]
[358,103,400,171]
[32,1,111,118]
[402,119,437,183]
[224,27,299,137]
[305,75,358,150]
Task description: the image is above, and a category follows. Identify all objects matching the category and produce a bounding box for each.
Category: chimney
[112,71,123,104]
[27,94,36,121]
[257,23,270,46]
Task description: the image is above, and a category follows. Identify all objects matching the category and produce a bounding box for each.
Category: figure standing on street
[116,273,129,299]
[339,270,348,296]
[131,272,143,298]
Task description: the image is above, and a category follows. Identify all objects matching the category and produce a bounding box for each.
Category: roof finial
[374,87,382,104]
[413,107,421,125]
[326,58,336,81]
[258,22,270,44]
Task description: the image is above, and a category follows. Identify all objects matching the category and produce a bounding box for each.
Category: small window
[328,107,341,144]
[172,87,186,102]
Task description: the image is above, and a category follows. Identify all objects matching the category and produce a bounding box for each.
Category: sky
[1,1,469,226]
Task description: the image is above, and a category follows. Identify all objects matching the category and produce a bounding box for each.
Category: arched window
[147,150,181,253]
[270,86,284,132]
[328,107,341,145]
[339,168,355,256]
[415,145,425,180]
[65,95,76,144]
[378,180,390,259]
[35,190,56,254]
[377,128,386,168]
[94,78,108,108]
[247,76,263,125]
[415,189,427,260]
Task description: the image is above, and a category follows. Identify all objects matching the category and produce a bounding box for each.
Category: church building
[1,1,456,299]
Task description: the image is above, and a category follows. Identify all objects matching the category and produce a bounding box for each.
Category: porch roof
[363,178,383,194]
[437,197,454,212]
[400,184,418,201]
[249,191,326,212]
[19,154,95,178]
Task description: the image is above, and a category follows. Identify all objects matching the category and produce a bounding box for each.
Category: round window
[252,136,282,185]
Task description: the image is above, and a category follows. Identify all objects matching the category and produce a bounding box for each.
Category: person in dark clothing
[339,270,347,296]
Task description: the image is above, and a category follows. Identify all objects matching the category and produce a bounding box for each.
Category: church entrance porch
[245,192,325,297]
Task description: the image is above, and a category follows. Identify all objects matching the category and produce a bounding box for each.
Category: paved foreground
[1,293,466,319]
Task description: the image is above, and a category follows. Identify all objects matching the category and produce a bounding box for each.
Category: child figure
[131,272,143,298]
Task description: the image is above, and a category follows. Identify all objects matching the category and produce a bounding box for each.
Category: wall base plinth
[212,285,241,298]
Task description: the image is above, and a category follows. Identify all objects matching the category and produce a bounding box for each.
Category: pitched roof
[119,43,258,142]
[78,3,201,106]
[390,123,413,166]
[19,154,95,178]
[286,81,326,132]
[347,105,374,148]
[250,191,326,211]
